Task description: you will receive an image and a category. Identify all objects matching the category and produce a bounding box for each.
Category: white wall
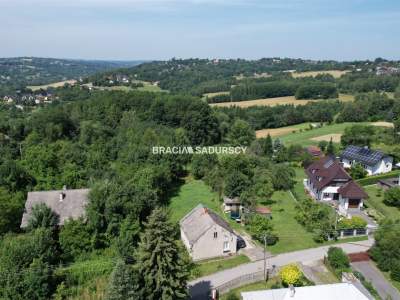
[342,157,393,176]
[190,225,237,261]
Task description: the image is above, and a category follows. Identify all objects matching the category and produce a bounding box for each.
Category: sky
[1,0,400,61]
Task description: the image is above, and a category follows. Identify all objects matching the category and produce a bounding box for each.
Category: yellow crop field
[28,79,77,91]
[210,94,354,108]
[292,70,349,78]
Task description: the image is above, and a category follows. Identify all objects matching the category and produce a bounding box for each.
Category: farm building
[21,186,90,228]
[180,204,237,261]
[223,196,242,213]
[304,157,368,215]
[340,145,393,176]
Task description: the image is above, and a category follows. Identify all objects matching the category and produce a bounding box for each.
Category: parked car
[237,236,246,249]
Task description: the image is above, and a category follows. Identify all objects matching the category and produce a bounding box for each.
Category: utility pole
[263,234,267,281]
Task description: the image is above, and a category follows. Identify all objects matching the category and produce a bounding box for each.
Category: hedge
[356,170,400,186]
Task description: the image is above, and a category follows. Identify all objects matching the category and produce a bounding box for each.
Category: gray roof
[223,196,241,204]
[21,188,90,228]
[341,145,387,167]
[180,204,234,246]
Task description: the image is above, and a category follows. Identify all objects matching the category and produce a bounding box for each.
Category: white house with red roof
[304,156,368,215]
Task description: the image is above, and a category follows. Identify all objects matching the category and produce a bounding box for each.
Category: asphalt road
[352,261,400,300]
[189,238,374,299]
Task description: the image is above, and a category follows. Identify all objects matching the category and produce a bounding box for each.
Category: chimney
[204,207,208,214]
[289,284,295,297]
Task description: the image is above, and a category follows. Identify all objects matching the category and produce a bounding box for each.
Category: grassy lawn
[256,123,311,138]
[169,178,221,223]
[277,122,370,146]
[168,178,243,232]
[266,190,317,254]
[364,184,400,220]
[191,255,250,279]
[220,277,282,300]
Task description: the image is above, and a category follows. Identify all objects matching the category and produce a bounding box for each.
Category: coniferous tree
[326,138,335,155]
[263,134,273,156]
[135,207,189,300]
[106,260,139,300]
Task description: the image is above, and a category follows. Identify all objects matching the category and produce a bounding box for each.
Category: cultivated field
[256,122,370,146]
[83,81,167,93]
[292,70,349,78]
[310,133,342,143]
[256,123,311,138]
[256,121,392,146]
[28,79,77,91]
[210,94,354,108]
[371,121,394,128]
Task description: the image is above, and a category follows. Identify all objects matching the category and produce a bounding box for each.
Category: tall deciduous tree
[26,203,59,231]
[135,207,189,300]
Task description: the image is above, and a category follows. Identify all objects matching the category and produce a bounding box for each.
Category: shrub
[337,216,367,230]
[245,214,278,245]
[391,261,400,282]
[327,247,350,274]
[279,264,302,286]
[225,291,240,300]
[383,187,400,207]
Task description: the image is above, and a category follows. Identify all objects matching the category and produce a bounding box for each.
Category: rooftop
[306,156,351,190]
[341,145,387,167]
[180,204,234,246]
[241,283,371,300]
[21,188,90,228]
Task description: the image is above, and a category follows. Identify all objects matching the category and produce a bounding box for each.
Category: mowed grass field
[210,94,354,108]
[291,70,349,78]
[84,81,167,93]
[28,79,77,91]
[255,122,386,146]
[364,185,400,220]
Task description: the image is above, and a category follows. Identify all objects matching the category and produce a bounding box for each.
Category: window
[223,241,229,252]
[323,193,330,198]
[213,232,218,238]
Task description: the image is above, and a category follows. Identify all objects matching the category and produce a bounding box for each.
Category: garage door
[349,199,360,208]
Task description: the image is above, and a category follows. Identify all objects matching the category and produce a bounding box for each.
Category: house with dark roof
[305,157,368,215]
[21,187,90,228]
[180,204,237,261]
[341,145,393,176]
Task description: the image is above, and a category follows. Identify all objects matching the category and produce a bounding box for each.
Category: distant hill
[0,57,145,92]
[89,58,400,97]
[88,58,356,95]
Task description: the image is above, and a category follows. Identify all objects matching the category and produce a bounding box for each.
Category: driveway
[189,238,374,299]
[237,231,270,262]
[352,261,400,300]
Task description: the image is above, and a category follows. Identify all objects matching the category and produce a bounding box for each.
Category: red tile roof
[256,206,272,214]
[337,181,368,199]
[306,146,323,157]
[305,156,351,190]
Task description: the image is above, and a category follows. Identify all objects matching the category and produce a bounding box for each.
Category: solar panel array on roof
[341,145,385,166]
[323,158,334,169]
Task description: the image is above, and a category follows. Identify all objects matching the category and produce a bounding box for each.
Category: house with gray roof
[341,145,393,175]
[180,204,237,261]
[21,187,90,228]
